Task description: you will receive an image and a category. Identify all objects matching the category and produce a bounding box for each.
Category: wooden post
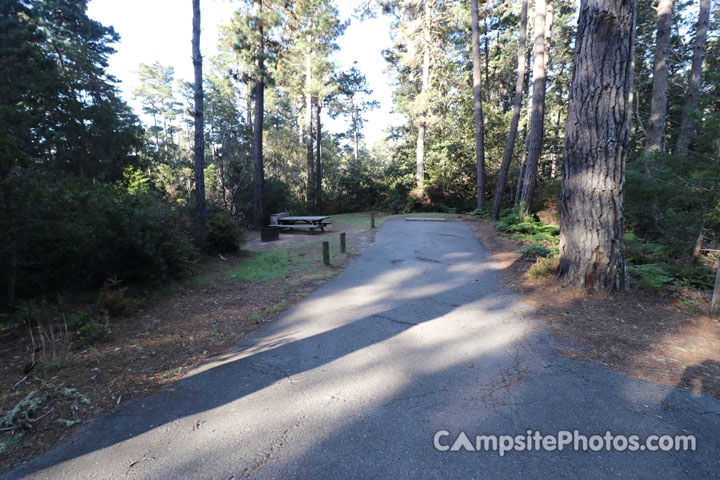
[711,263,720,319]
[340,232,346,253]
[322,241,330,266]
[370,212,375,229]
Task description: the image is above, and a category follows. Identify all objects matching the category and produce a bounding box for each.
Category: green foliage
[70,307,111,348]
[625,232,671,264]
[516,244,554,258]
[627,264,676,291]
[625,232,716,291]
[1,173,198,305]
[493,209,560,249]
[97,278,137,317]
[205,210,245,254]
[529,257,559,279]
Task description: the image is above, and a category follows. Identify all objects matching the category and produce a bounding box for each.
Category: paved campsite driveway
[5,219,720,479]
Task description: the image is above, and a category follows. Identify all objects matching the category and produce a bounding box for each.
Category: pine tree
[519,0,553,217]
[470,0,486,209]
[491,0,528,219]
[558,0,635,291]
[675,0,711,156]
[192,0,207,242]
[644,0,673,153]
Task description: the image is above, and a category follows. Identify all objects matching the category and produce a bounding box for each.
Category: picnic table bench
[268,213,332,233]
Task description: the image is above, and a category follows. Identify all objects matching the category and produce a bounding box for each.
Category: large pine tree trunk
[557,0,635,292]
[514,123,530,207]
[519,0,552,216]
[305,43,314,207]
[192,0,206,243]
[252,0,265,229]
[675,0,710,156]
[644,0,673,153]
[315,99,322,211]
[471,0,486,210]
[491,0,528,219]
[415,0,432,191]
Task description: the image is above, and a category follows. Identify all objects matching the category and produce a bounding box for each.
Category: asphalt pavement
[5,219,720,479]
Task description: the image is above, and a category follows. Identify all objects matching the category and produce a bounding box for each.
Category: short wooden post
[711,263,720,319]
[340,232,346,253]
[322,241,330,265]
[370,212,376,229]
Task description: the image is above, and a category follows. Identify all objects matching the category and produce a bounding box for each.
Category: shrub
[70,307,111,348]
[529,257,558,278]
[206,210,245,254]
[627,263,675,290]
[516,244,554,258]
[96,278,137,317]
[0,172,198,305]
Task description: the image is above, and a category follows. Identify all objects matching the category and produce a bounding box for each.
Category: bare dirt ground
[0,217,378,474]
[464,217,720,401]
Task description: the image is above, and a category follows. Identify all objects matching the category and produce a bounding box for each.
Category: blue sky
[86,0,403,147]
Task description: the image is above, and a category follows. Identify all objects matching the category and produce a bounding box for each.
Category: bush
[628,263,675,290]
[0,172,198,305]
[206,210,245,254]
[70,307,111,348]
[529,257,558,278]
[96,278,137,317]
[516,244,554,258]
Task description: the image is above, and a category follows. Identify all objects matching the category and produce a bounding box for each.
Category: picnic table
[269,213,332,233]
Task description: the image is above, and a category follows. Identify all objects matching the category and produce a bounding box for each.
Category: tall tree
[192,0,207,242]
[335,65,378,164]
[315,98,323,209]
[557,0,635,291]
[251,0,265,228]
[519,0,553,216]
[233,0,280,227]
[470,0,486,209]
[305,32,315,206]
[134,63,178,156]
[675,0,711,156]
[491,0,529,219]
[415,0,434,191]
[644,0,673,153]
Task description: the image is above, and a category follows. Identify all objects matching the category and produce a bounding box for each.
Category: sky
[86,0,404,148]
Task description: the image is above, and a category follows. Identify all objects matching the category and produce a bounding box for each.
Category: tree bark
[514,123,530,207]
[192,0,206,243]
[675,0,710,156]
[305,41,314,207]
[519,0,552,216]
[353,102,359,163]
[644,0,673,153]
[315,99,322,211]
[252,0,265,229]
[692,219,705,263]
[557,0,635,292]
[415,0,432,191]
[471,0,486,210]
[711,262,720,319]
[491,0,528,219]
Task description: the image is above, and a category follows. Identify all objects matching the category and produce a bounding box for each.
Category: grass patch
[159,367,181,379]
[226,251,302,283]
